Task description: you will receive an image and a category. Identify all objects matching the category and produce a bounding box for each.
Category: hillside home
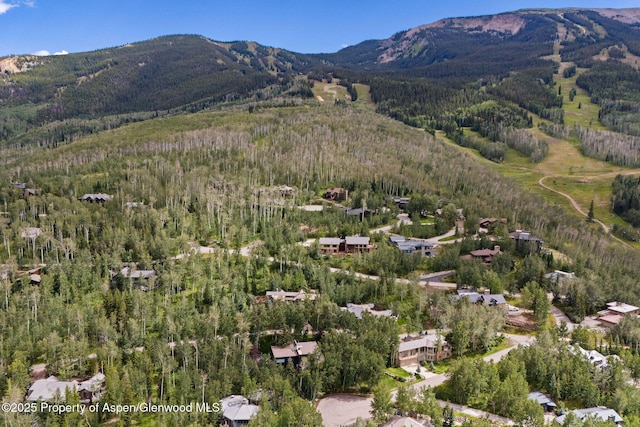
[341,303,393,319]
[11,182,38,197]
[389,197,411,210]
[27,373,105,403]
[80,193,113,204]
[599,313,624,328]
[461,246,501,265]
[509,230,543,253]
[395,334,451,367]
[555,407,623,425]
[318,237,343,254]
[571,344,620,370]
[605,301,639,316]
[271,340,318,369]
[528,392,557,413]
[220,395,259,427]
[318,236,374,255]
[345,235,373,253]
[478,217,507,229]
[265,289,317,302]
[388,235,436,257]
[454,289,507,308]
[544,270,575,284]
[121,266,156,281]
[597,301,640,328]
[324,187,348,202]
[345,207,373,220]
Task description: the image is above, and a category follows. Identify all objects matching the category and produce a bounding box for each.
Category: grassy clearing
[554,64,606,131]
[311,81,348,103]
[435,118,640,248]
[353,83,375,110]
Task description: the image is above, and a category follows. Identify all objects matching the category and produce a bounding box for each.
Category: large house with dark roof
[510,230,543,253]
[460,246,502,265]
[80,193,113,204]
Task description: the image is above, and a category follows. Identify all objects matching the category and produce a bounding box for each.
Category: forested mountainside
[4,7,640,427]
[0,35,319,147]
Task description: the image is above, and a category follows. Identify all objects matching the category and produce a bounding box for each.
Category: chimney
[484,289,490,295]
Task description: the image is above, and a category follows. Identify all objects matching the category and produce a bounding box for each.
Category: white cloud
[0,1,17,14]
[32,49,68,56]
[341,44,350,48]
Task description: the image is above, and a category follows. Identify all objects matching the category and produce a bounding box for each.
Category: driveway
[550,305,576,331]
[371,213,412,234]
[317,394,373,427]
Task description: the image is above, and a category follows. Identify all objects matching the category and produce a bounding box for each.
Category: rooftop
[318,237,343,246]
[455,290,506,306]
[265,289,317,302]
[528,391,556,407]
[470,246,501,257]
[345,236,370,246]
[555,407,622,425]
[27,373,105,402]
[80,193,113,201]
[342,303,393,319]
[27,376,78,401]
[121,267,156,280]
[271,341,318,359]
[509,230,543,242]
[398,334,448,353]
[606,301,639,314]
[599,314,624,326]
[220,395,259,422]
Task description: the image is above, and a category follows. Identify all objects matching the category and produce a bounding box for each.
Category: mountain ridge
[2,7,640,148]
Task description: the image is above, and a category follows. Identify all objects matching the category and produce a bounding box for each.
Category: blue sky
[1,0,639,57]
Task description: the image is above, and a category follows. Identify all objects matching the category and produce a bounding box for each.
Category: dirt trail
[538,175,633,248]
